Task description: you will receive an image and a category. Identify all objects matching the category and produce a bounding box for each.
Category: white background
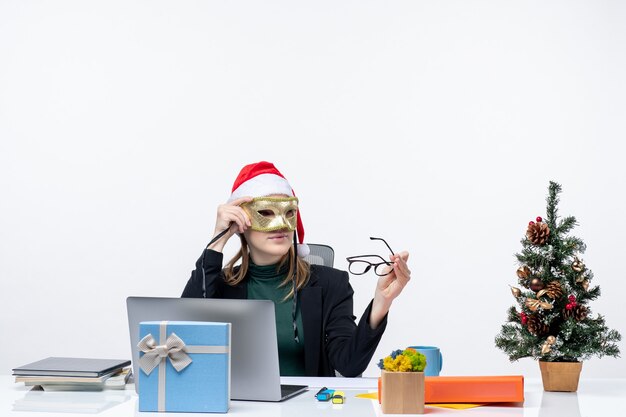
[1,0,624,379]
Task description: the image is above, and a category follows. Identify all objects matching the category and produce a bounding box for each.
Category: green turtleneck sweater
[246,262,306,376]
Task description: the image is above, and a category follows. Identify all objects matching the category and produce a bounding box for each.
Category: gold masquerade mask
[241,197,299,232]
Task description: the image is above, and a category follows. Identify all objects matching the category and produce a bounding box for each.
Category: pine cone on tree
[540,281,563,299]
[526,222,550,245]
[526,314,549,336]
[575,305,589,321]
[563,305,589,321]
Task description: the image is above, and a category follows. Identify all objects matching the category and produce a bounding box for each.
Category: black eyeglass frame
[346,237,396,276]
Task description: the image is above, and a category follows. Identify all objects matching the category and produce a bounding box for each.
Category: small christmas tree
[495,182,621,362]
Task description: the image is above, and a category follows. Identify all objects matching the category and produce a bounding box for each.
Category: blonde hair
[223,235,311,300]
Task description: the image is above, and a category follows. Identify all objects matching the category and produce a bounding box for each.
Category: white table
[2,375,625,416]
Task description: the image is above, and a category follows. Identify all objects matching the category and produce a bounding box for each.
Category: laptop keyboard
[280,384,308,398]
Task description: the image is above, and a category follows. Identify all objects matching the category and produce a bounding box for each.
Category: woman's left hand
[369,251,411,329]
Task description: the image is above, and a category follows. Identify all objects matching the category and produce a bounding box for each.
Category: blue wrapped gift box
[138,321,230,413]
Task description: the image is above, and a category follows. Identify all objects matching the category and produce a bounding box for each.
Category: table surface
[2,375,625,416]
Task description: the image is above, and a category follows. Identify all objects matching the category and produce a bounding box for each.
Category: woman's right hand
[207,197,253,251]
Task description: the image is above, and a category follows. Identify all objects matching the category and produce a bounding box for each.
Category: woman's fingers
[216,197,253,233]
[392,255,411,284]
[230,197,252,228]
[223,206,250,233]
[391,251,409,263]
[208,197,253,251]
[385,251,411,291]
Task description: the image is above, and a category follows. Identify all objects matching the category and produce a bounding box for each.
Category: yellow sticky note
[428,403,487,410]
[355,392,378,400]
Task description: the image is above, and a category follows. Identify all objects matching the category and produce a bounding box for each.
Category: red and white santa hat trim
[228,161,310,257]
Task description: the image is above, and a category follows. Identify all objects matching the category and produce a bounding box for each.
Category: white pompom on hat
[228,161,310,257]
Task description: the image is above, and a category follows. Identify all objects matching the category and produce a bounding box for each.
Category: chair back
[304,244,334,267]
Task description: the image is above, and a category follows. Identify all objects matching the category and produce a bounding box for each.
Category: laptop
[126,296,308,402]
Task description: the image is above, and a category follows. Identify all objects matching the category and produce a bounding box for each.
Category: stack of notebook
[12,357,131,391]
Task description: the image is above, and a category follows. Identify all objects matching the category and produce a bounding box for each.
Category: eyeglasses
[346,237,396,276]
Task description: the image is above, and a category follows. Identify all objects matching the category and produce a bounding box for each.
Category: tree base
[539,360,583,392]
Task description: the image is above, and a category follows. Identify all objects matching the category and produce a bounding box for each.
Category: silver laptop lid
[126,297,283,401]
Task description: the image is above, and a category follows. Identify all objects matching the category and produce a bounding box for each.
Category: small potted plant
[378,348,427,414]
[495,182,621,392]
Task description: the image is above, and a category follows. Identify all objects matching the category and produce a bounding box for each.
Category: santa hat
[228,161,310,257]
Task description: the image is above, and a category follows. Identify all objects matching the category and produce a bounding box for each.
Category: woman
[182,161,411,377]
